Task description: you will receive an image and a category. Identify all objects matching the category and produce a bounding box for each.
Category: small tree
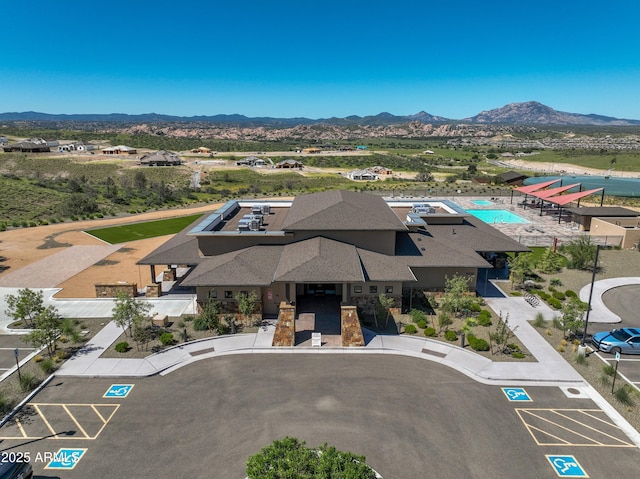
[561,297,588,339]
[5,288,45,328]
[112,292,151,337]
[195,297,221,332]
[489,312,518,355]
[508,253,533,289]
[235,291,258,326]
[536,247,563,274]
[441,274,475,316]
[377,293,395,328]
[22,306,62,357]
[559,236,598,271]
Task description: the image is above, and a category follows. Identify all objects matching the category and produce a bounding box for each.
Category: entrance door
[305,283,336,296]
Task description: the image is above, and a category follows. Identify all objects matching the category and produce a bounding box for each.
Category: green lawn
[86,214,203,244]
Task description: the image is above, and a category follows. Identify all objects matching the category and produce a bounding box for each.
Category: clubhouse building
[139,190,528,324]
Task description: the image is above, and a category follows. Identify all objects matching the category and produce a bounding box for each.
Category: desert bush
[424,327,437,337]
[477,310,492,326]
[410,309,427,324]
[512,352,526,359]
[468,335,490,351]
[532,312,547,328]
[404,324,417,334]
[0,393,15,416]
[160,332,175,346]
[115,341,130,353]
[416,319,427,329]
[614,386,635,406]
[39,358,56,374]
[20,373,40,392]
[565,290,577,298]
[547,297,562,309]
[444,330,458,341]
[552,290,566,301]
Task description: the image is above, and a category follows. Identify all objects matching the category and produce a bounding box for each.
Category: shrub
[54,350,70,362]
[424,327,437,337]
[552,290,566,301]
[115,341,130,353]
[468,335,490,351]
[33,354,43,363]
[469,303,482,313]
[410,308,427,324]
[510,291,522,296]
[547,297,562,309]
[39,358,56,374]
[532,312,547,328]
[477,310,492,326]
[613,386,635,407]
[444,330,458,341]
[0,393,14,416]
[539,291,551,301]
[416,319,427,329]
[565,290,577,298]
[512,352,526,359]
[20,373,40,392]
[404,324,417,334]
[160,332,175,345]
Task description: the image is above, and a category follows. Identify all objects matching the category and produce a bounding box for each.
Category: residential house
[102,145,138,155]
[346,169,378,181]
[138,150,182,166]
[275,159,303,169]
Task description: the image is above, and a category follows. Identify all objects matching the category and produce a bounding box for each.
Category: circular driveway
[9,354,638,479]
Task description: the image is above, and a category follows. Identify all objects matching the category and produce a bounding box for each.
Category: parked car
[0,458,33,479]
[591,328,640,355]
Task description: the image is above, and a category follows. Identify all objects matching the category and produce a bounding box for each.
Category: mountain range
[1,102,638,126]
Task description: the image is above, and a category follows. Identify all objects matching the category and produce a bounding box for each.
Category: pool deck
[442,195,614,247]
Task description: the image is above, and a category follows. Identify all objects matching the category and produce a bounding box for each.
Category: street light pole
[582,244,601,347]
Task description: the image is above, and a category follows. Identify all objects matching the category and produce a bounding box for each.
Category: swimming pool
[471,200,493,206]
[466,209,530,224]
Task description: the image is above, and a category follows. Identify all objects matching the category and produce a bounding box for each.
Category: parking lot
[0,335,36,378]
[0,355,637,479]
[591,284,640,386]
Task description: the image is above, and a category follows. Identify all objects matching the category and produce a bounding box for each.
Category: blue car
[591,328,640,355]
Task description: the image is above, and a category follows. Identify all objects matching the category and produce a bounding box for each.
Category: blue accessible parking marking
[546,455,588,477]
[45,448,87,470]
[103,384,134,398]
[502,387,532,402]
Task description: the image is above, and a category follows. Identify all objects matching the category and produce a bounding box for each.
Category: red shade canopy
[514,179,562,194]
[529,183,581,199]
[544,188,604,206]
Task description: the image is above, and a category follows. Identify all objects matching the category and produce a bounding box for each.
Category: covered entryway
[294,294,342,347]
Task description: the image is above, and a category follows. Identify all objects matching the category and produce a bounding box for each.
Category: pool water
[466,209,530,224]
[471,200,493,206]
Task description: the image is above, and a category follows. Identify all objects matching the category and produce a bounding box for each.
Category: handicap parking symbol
[103,384,134,398]
[546,455,588,477]
[45,448,87,470]
[502,387,532,402]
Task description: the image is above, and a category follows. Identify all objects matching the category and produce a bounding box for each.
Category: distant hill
[1,102,638,126]
[464,101,640,126]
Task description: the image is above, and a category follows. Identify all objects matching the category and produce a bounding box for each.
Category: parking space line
[515,408,635,447]
[62,404,90,439]
[32,404,59,439]
[0,403,120,440]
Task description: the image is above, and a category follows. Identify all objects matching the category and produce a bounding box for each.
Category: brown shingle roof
[182,246,285,286]
[281,190,407,231]
[275,237,364,282]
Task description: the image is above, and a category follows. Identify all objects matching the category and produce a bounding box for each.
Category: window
[354,285,362,294]
[240,291,248,296]
[209,290,217,299]
[385,286,393,294]
[224,290,233,299]
[369,285,377,294]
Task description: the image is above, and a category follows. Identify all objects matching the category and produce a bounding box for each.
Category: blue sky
[2,0,639,119]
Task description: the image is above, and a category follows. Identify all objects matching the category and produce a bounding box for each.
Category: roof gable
[281,190,407,231]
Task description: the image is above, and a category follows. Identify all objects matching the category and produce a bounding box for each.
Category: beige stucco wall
[590,218,640,249]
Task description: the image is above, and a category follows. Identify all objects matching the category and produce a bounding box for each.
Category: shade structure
[544,188,604,206]
[529,183,581,199]
[514,179,562,194]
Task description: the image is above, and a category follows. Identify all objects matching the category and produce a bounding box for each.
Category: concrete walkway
[579,277,640,324]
